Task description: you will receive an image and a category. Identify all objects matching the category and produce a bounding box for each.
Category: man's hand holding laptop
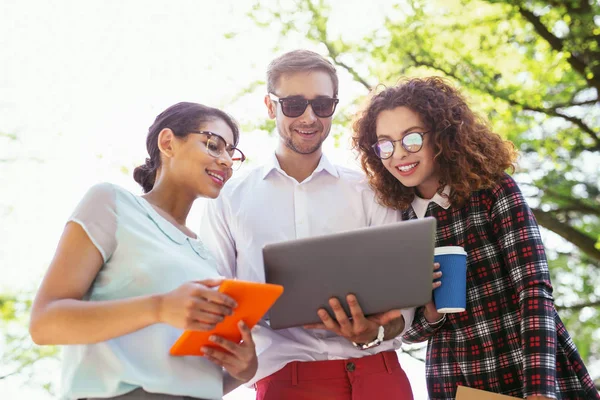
[304,263,443,346]
[304,294,404,346]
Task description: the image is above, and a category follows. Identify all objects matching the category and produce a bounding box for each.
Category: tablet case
[169,280,283,356]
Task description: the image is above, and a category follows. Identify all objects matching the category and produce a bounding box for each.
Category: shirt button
[345,362,356,372]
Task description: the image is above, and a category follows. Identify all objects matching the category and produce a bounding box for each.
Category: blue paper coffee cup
[434,246,467,313]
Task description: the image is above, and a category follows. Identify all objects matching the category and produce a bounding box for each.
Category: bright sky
[0,0,432,398]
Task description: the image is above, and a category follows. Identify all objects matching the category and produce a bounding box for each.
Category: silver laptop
[263,218,436,330]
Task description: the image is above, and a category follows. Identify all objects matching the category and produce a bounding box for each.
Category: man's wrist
[382,314,405,340]
[352,325,385,350]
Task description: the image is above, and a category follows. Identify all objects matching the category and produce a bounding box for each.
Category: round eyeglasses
[371,132,429,159]
[189,130,246,170]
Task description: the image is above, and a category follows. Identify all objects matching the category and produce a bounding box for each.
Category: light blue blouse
[60,183,223,400]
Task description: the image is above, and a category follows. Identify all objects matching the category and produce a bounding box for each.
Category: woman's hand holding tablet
[169,279,284,356]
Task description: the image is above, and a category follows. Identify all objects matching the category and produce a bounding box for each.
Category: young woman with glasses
[352,77,599,400]
[29,102,254,400]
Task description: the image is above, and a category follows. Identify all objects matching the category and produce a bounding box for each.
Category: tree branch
[556,300,600,312]
[325,47,372,91]
[552,98,599,109]
[516,5,600,92]
[532,208,600,262]
[516,102,600,151]
[493,102,599,152]
[549,111,600,151]
[303,0,372,91]
[0,370,19,381]
[559,207,600,215]
[544,189,600,217]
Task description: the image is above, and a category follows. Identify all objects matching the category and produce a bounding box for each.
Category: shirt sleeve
[200,195,237,278]
[362,185,403,226]
[491,175,557,399]
[68,183,118,263]
[398,308,415,337]
[402,306,447,344]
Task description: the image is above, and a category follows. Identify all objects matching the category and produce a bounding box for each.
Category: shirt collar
[261,152,339,180]
[411,185,451,218]
[133,196,213,259]
[134,196,189,245]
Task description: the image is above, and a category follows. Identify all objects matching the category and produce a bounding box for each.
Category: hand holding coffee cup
[433,246,467,313]
[422,263,444,323]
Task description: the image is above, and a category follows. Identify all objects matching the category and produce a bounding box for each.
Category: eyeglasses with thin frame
[371,132,430,160]
[269,93,339,118]
[188,130,246,170]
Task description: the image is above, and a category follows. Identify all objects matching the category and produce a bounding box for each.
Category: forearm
[383,315,405,340]
[520,286,557,398]
[401,306,446,344]
[30,295,160,345]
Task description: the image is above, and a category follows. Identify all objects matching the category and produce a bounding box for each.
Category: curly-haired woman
[352,77,599,400]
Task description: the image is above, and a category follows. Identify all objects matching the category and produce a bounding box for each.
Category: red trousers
[255,351,413,400]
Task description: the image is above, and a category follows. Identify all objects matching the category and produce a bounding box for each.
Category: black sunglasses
[188,130,246,170]
[371,132,429,160]
[269,93,339,118]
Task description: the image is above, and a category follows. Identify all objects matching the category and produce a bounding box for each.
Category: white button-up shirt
[200,153,415,385]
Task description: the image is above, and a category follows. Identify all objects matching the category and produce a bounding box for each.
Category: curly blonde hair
[352,77,517,210]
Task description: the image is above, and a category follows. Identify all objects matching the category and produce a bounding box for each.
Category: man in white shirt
[202,49,415,399]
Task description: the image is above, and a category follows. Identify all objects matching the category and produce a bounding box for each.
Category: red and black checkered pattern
[402,174,599,399]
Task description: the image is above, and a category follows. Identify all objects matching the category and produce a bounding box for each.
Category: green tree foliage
[0,293,59,393]
[1,132,58,392]
[248,0,600,382]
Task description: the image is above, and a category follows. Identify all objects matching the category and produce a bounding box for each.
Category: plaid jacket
[402,174,599,399]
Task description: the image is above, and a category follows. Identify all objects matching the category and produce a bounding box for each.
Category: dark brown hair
[267,49,339,97]
[133,102,239,193]
[352,77,517,209]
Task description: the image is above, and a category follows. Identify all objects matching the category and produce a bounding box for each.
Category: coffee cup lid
[434,246,467,256]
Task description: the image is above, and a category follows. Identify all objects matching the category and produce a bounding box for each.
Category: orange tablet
[169,279,284,356]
